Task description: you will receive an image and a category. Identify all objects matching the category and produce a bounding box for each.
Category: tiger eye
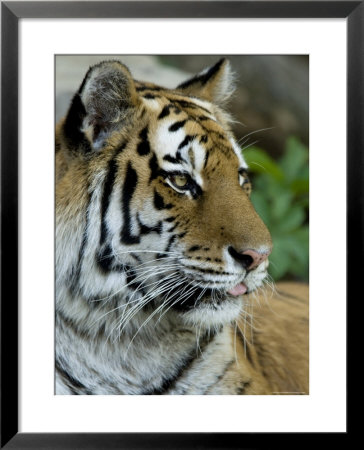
[173,175,188,187]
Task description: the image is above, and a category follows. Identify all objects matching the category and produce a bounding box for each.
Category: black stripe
[120,162,140,245]
[165,234,177,252]
[153,190,173,210]
[203,149,210,168]
[202,359,235,394]
[125,266,145,293]
[169,120,187,132]
[63,93,92,154]
[195,121,230,146]
[238,168,249,176]
[185,265,231,275]
[136,85,162,92]
[236,380,251,395]
[178,134,195,150]
[137,126,151,156]
[138,108,146,120]
[177,58,225,90]
[96,244,114,272]
[172,99,211,115]
[144,330,216,395]
[197,59,225,86]
[157,234,177,259]
[163,154,181,164]
[188,245,201,252]
[56,360,92,395]
[131,252,142,263]
[70,190,91,294]
[96,244,130,274]
[148,154,160,183]
[137,213,162,236]
[176,149,185,163]
[142,93,159,100]
[158,103,182,120]
[57,310,90,340]
[158,105,171,120]
[100,156,119,245]
[167,222,179,233]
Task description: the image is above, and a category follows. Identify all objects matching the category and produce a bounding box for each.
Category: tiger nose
[228,247,271,270]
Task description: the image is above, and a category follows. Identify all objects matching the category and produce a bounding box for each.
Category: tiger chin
[55,58,309,395]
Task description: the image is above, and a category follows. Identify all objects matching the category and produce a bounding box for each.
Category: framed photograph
[1,1,358,447]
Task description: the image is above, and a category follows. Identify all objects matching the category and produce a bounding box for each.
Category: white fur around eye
[239,173,247,186]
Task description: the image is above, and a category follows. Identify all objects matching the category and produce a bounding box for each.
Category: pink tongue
[227,282,247,296]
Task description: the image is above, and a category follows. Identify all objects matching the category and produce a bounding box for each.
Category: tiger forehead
[141,92,215,121]
[139,95,244,173]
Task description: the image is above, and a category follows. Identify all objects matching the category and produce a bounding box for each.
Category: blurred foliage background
[56,55,309,282]
[244,138,309,282]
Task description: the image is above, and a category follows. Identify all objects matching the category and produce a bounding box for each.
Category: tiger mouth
[166,282,248,312]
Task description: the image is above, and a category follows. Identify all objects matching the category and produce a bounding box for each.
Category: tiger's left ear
[176,58,235,105]
[63,60,140,153]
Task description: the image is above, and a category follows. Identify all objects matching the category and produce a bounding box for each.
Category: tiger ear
[176,58,235,105]
[63,60,139,152]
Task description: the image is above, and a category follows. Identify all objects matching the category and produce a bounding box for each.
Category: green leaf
[277,206,305,232]
[241,138,309,281]
[268,241,292,280]
[250,191,271,225]
[292,227,309,249]
[251,173,271,192]
[271,191,293,220]
[268,229,309,281]
[299,165,309,180]
[295,197,309,210]
[290,178,309,196]
[280,137,309,182]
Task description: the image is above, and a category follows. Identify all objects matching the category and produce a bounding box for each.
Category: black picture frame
[1,1,358,448]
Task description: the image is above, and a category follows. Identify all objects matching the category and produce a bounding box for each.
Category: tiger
[55,58,309,395]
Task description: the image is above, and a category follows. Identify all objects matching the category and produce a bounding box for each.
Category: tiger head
[56,59,272,328]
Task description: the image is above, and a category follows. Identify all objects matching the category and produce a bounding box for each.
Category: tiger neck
[56,290,234,394]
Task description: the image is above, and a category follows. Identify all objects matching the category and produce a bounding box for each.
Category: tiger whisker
[90,263,181,305]
[234,320,240,367]
[93,271,181,328]
[155,277,197,324]
[237,127,274,145]
[124,298,172,356]
[122,275,192,349]
[106,274,182,345]
[241,139,259,152]
[113,273,185,340]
